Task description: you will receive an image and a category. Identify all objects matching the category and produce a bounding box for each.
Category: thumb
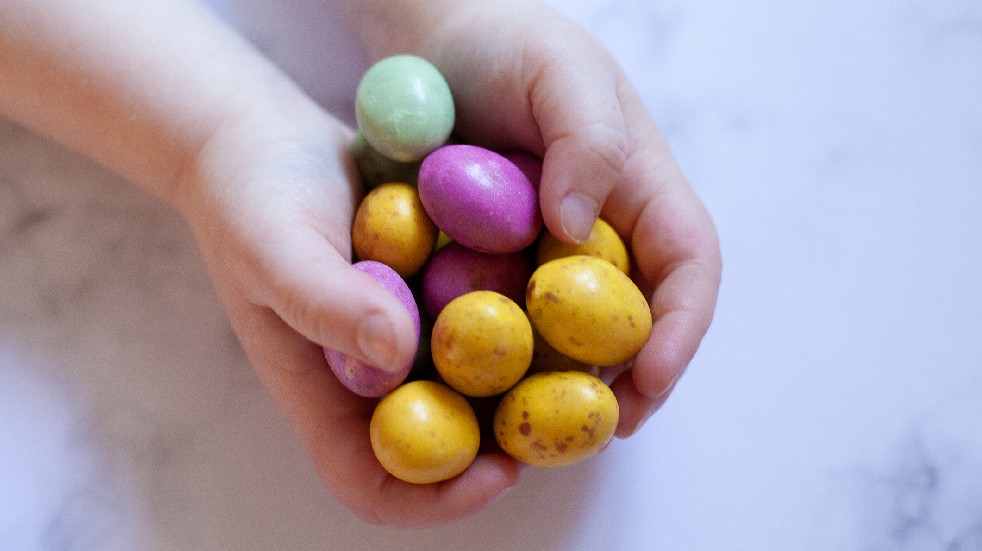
[258,228,418,372]
[530,35,628,244]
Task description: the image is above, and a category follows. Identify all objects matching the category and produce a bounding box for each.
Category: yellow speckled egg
[370,380,480,484]
[352,182,437,278]
[536,218,630,275]
[528,326,598,376]
[431,291,533,397]
[526,255,651,366]
[494,370,618,467]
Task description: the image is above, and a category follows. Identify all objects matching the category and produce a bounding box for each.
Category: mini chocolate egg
[418,144,542,253]
[494,371,618,467]
[431,291,533,398]
[526,255,651,366]
[371,380,480,484]
[355,55,455,163]
[421,241,532,318]
[352,182,438,278]
[503,151,543,189]
[528,326,597,375]
[324,261,420,397]
[536,218,630,275]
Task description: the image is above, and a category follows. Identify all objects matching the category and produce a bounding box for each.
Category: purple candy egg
[418,144,542,253]
[324,260,420,398]
[503,151,543,190]
[422,242,533,318]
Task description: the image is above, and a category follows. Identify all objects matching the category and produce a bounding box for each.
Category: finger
[613,260,717,438]
[610,373,675,439]
[614,186,721,437]
[527,29,629,244]
[368,453,523,527]
[251,221,419,373]
[225,296,521,527]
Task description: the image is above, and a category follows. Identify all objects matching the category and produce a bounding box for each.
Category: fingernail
[560,192,599,244]
[357,312,398,371]
[656,367,686,402]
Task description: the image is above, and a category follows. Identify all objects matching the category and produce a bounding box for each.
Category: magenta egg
[418,145,542,253]
[421,241,533,318]
[324,260,420,397]
[503,151,543,190]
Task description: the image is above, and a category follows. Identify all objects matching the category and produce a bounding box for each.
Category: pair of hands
[173,2,721,527]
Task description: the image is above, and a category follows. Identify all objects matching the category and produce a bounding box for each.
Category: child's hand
[1,0,720,529]
[2,0,521,527]
[173,102,523,527]
[341,0,723,438]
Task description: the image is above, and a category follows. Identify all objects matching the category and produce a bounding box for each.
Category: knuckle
[578,121,628,178]
[268,272,333,348]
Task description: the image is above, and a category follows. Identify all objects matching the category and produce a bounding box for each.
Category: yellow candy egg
[494,370,618,467]
[370,380,480,484]
[536,218,630,275]
[431,291,533,397]
[526,255,651,366]
[352,182,437,278]
[528,326,598,376]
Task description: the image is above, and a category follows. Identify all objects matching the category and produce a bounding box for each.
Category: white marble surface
[3,0,981,549]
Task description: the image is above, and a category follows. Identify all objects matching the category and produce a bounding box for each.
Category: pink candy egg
[421,241,533,318]
[324,260,420,398]
[503,151,543,190]
[418,144,542,253]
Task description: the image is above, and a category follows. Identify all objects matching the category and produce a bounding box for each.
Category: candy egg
[352,182,438,278]
[494,371,618,467]
[371,380,480,484]
[528,326,597,375]
[418,144,542,253]
[503,151,543,189]
[536,218,630,275]
[324,261,420,397]
[431,291,533,397]
[526,255,651,366]
[421,241,532,318]
[355,55,455,163]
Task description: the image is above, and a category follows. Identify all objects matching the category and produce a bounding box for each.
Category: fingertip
[456,454,525,512]
[538,122,626,245]
[354,307,418,375]
[327,261,420,373]
[611,321,691,438]
[611,374,648,438]
[559,191,600,245]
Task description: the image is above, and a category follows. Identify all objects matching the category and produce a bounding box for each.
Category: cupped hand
[411,3,722,436]
[173,97,520,527]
